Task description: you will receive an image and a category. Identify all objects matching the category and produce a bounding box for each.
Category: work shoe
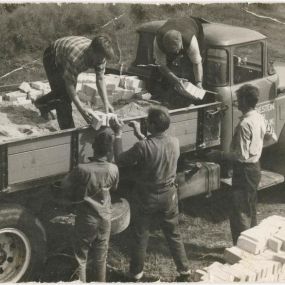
[127,272,160,283]
[176,269,194,282]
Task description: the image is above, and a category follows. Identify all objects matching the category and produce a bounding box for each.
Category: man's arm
[96,72,114,113]
[187,35,203,88]
[95,61,114,113]
[65,80,93,124]
[110,118,142,166]
[153,38,186,95]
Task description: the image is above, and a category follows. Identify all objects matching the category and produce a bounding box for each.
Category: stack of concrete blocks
[79,73,147,106]
[194,215,285,282]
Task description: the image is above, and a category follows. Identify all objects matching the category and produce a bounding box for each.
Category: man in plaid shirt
[34,35,115,129]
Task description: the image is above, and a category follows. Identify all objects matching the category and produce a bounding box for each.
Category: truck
[0,18,284,282]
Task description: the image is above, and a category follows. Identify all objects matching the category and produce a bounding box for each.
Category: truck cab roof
[137,20,267,47]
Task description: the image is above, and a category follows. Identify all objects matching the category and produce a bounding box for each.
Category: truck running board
[221,170,284,190]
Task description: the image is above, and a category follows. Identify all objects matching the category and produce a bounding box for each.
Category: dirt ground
[37,183,285,282]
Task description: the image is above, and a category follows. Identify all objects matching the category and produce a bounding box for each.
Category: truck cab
[129,19,285,154]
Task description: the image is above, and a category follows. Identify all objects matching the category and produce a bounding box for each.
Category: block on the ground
[268,237,283,252]
[237,235,263,254]
[231,263,257,282]
[224,245,261,264]
[240,259,265,280]
[19,81,31,93]
[273,252,285,264]
[4,91,27,101]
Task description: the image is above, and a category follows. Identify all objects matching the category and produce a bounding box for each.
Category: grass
[39,184,285,282]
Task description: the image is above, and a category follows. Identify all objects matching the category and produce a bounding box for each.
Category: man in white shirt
[153,17,204,108]
[207,84,277,244]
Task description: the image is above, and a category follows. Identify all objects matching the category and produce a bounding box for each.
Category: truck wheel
[0,204,46,282]
[111,198,130,235]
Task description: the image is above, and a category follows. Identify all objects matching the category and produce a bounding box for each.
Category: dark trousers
[129,185,189,276]
[229,161,261,245]
[73,216,111,282]
[35,46,75,129]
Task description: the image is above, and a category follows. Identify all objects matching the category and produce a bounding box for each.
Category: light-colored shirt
[153,35,202,66]
[230,110,277,163]
[52,36,106,85]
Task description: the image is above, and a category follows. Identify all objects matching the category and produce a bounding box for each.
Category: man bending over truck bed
[61,127,119,282]
[34,35,115,129]
[110,107,191,282]
[207,84,277,245]
[153,17,205,108]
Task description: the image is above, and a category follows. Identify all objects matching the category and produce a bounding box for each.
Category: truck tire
[111,198,130,235]
[0,204,46,282]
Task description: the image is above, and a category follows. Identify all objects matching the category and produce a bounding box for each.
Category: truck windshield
[233,42,263,84]
[205,48,228,86]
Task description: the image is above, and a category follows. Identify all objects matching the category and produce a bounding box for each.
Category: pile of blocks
[3,81,51,105]
[77,72,147,106]
[194,215,285,282]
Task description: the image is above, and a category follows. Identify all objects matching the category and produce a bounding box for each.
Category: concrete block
[76,82,83,92]
[112,88,134,101]
[273,252,285,263]
[268,237,283,252]
[232,262,257,282]
[28,89,44,101]
[237,235,263,254]
[77,72,96,83]
[224,246,256,264]
[119,75,145,90]
[273,231,285,250]
[82,83,97,98]
[217,264,242,281]
[30,81,50,91]
[184,81,206,100]
[18,81,31,93]
[106,83,117,92]
[4,91,27,102]
[104,74,121,87]
[16,97,32,105]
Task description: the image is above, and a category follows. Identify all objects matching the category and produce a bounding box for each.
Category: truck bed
[0,83,222,193]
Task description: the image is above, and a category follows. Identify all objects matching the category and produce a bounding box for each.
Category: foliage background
[1,3,285,84]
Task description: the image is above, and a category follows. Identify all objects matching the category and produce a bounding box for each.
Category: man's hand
[82,110,93,124]
[105,102,114,114]
[174,79,186,95]
[196,82,203,89]
[205,149,223,162]
[109,117,124,137]
[128,121,145,140]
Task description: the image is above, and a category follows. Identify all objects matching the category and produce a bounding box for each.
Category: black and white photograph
[1,1,285,282]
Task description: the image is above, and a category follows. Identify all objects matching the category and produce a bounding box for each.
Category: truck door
[230,41,276,136]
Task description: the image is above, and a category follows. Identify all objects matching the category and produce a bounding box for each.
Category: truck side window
[205,48,228,86]
[233,42,263,84]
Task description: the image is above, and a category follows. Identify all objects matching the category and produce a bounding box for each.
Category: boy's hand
[128,121,146,140]
[109,117,124,136]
